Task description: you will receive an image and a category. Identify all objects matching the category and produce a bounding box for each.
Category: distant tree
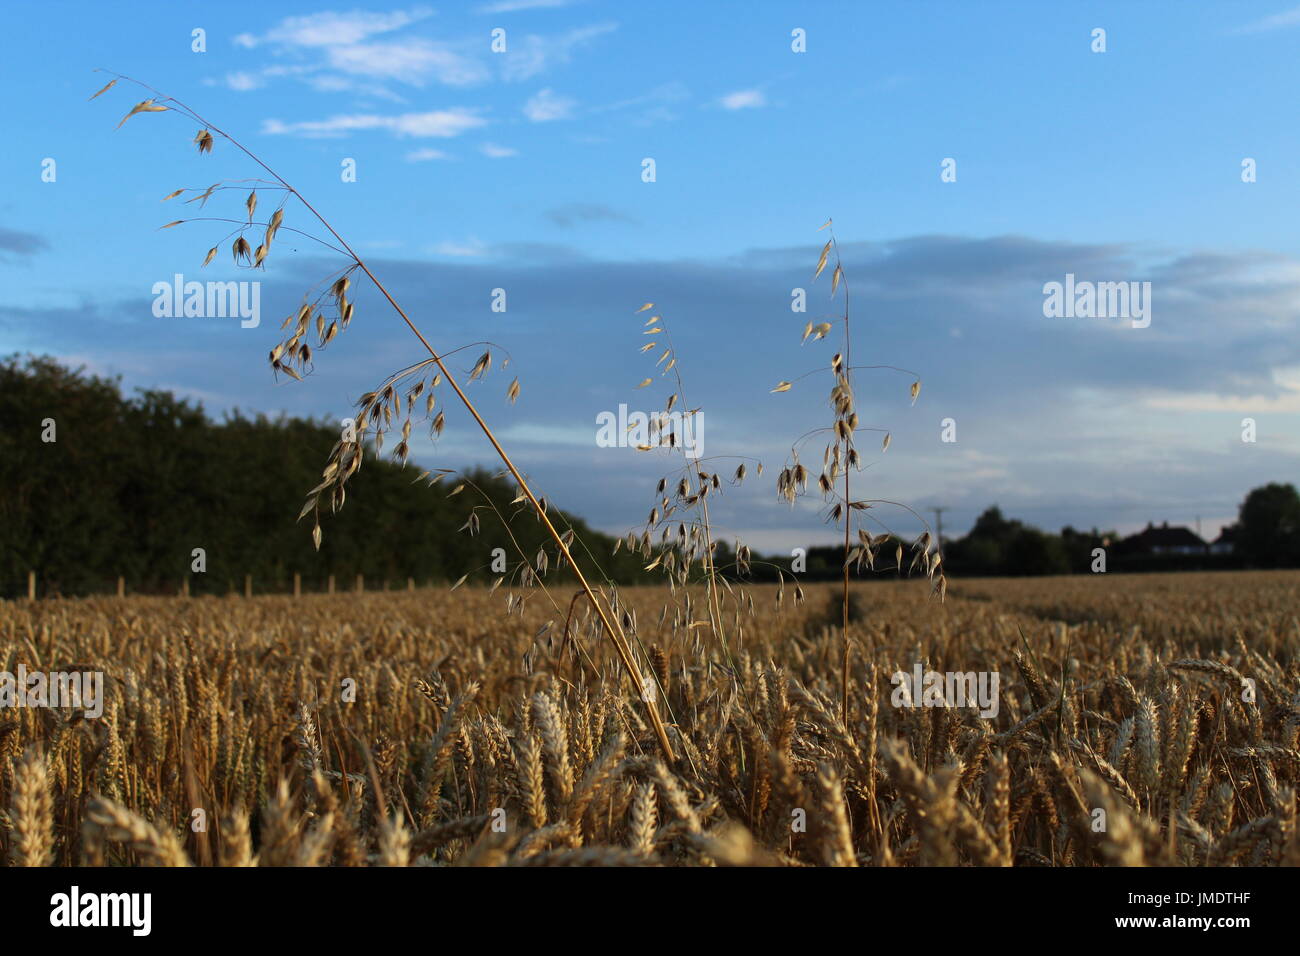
[945,506,1017,575]
[1237,482,1300,567]
[944,506,1072,576]
[970,505,1015,541]
[1005,528,1070,576]
[1059,525,1116,573]
[953,535,1004,576]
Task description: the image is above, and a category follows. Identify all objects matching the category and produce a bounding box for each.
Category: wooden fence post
[117,576,125,598]
[27,571,36,601]
[293,573,301,598]
[356,574,364,593]
[327,575,335,595]
[244,574,253,599]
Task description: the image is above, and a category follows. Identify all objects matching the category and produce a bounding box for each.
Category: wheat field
[1,570,1297,867]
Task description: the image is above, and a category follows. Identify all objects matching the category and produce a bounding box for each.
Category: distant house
[1119,521,1208,556]
[1210,526,1237,555]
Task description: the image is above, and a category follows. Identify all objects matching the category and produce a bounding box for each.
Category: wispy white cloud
[477,0,577,12]
[214,64,317,93]
[230,7,487,92]
[262,109,487,138]
[718,89,765,110]
[224,71,264,92]
[328,38,489,86]
[405,147,452,161]
[1144,387,1300,414]
[235,8,434,48]
[499,22,616,81]
[224,8,610,99]
[417,239,582,262]
[481,142,519,158]
[523,88,575,121]
[589,81,689,125]
[594,81,689,113]
[299,73,408,101]
[1233,5,1300,33]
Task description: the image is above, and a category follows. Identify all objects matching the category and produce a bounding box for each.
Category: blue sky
[4,1,1300,552]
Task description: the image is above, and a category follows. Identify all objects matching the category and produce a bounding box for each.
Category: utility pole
[930,506,948,557]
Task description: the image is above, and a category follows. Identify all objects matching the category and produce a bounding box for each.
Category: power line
[929,506,947,555]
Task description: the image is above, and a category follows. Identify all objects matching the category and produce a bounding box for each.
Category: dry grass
[1,570,1297,867]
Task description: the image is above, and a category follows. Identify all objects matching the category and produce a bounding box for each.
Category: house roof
[1213,526,1237,544]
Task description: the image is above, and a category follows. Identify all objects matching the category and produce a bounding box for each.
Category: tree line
[5,355,1296,596]
[782,488,1299,580]
[0,355,652,598]
[937,486,1299,577]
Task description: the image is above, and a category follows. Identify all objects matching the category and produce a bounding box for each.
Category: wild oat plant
[772,222,939,723]
[89,71,674,761]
